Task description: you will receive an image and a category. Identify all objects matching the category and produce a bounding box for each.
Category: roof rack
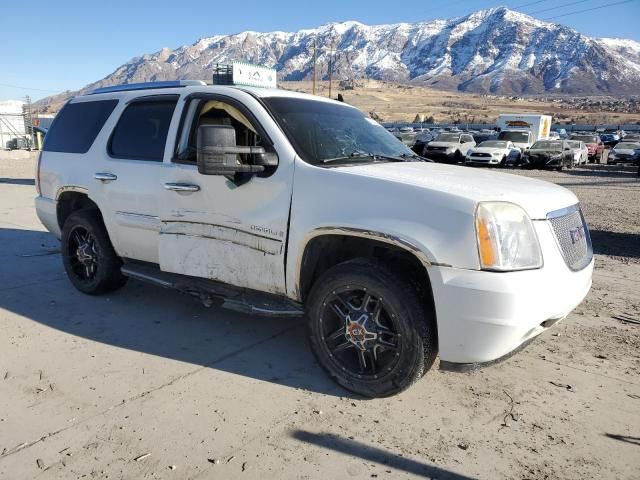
[89,80,207,95]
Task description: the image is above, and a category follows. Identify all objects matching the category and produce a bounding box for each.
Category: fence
[381,122,640,132]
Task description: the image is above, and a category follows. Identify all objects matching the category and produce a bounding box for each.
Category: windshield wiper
[320,152,413,164]
[397,152,429,162]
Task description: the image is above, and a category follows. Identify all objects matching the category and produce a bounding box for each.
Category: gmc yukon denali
[35,80,593,397]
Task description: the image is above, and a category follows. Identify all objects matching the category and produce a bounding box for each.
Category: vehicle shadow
[290,430,476,479]
[564,166,638,178]
[0,226,355,399]
[590,230,640,259]
[604,433,640,446]
[0,177,35,185]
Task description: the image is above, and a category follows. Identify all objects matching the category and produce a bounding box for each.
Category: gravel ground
[0,151,638,480]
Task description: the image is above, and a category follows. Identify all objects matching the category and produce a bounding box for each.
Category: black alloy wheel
[67,225,99,283]
[319,286,402,378]
[61,210,127,295]
[307,259,437,397]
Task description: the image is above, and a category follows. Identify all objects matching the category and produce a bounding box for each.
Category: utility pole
[328,40,334,100]
[24,95,34,148]
[312,38,317,95]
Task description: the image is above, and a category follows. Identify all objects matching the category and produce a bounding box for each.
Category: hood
[528,149,562,155]
[427,141,458,148]
[469,147,506,154]
[333,162,577,220]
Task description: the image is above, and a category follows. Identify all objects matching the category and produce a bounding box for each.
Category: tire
[454,150,463,163]
[306,259,438,398]
[61,210,127,295]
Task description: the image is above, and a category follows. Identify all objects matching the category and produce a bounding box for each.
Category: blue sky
[2,0,639,101]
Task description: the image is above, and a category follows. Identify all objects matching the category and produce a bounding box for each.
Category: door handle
[164,182,200,193]
[94,172,117,183]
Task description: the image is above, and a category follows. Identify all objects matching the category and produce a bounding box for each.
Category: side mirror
[196,125,277,176]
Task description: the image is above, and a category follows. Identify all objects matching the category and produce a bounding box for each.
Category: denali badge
[570,225,586,244]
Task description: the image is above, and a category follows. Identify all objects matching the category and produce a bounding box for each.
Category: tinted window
[43,100,118,153]
[570,135,598,143]
[435,133,461,142]
[110,99,177,161]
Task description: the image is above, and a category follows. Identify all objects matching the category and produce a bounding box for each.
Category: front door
[157,92,295,295]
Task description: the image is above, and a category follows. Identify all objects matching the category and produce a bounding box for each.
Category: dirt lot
[0,151,638,480]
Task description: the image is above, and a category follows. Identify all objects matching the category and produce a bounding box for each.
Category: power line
[512,0,551,9]
[544,0,637,19]
[530,0,591,15]
[0,82,61,93]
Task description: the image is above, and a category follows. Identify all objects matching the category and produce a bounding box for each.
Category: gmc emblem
[570,225,586,244]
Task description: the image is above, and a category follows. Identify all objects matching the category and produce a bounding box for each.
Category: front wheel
[306,259,438,397]
[61,210,127,295]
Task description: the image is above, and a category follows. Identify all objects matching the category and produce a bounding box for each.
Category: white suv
[35,81,593,397]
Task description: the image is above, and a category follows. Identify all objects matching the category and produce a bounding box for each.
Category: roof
[78,82,349,107]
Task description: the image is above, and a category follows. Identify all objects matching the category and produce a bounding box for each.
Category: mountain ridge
[35,7,640,110]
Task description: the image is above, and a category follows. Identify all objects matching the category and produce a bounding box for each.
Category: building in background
[0,100,27,149]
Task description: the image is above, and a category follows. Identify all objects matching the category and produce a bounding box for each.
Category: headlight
[475,202,543,271]
[492,152,501,156]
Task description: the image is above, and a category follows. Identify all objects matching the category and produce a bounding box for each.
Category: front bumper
[427,220,593,367]
[466,155,501,165]
[424,151,456,162]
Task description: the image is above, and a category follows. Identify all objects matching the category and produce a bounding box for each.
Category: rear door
[157,91,296,295]
[90,95,179,264]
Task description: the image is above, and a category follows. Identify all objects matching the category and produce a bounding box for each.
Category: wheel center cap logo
[348,324,365,342]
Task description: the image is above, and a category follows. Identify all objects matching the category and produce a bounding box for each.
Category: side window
[43,100,118,154]
[110,99,177,161]
[175,98,263,164]
[462,135,473,143]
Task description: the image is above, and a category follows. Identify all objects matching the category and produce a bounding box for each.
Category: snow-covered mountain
[37,6,640,108]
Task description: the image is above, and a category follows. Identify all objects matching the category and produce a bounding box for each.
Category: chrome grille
[547,205,593,271]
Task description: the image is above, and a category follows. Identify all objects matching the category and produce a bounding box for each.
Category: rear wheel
[61,210,127,295]
[306,259,437,398]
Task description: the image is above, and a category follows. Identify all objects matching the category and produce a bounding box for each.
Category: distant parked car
[411,131,435,156]
[521,140,574,170]
[552,128,568,139]
[472,131,498,144]
[423,132,476,163]
[5,137,32,150]
[566,140,588,166]
[465,140,517,167]
[399,126,414,133]
[568,134,604,162]
[607,142,640,165]
[599,134,619,147]
[622,133,640,142]
[548,131,561,140]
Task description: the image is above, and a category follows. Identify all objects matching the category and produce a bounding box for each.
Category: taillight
[35,151,42,196]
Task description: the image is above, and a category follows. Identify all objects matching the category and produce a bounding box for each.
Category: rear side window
[43,100,118,153]
[109,99,177,161]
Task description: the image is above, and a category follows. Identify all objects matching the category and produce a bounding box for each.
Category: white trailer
[496,114,553,151]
